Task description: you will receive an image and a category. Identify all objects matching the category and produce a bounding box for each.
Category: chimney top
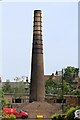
[34,10,41,13]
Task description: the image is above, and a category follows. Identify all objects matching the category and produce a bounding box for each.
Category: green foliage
[2,77,26,98]
[45,78,58,94]
[7,99,11,108]
[1,97,6,109]
[76,106,80,109]
[0,89,6,109]
[45,78,63,98]
[66,107,76,120]
[51,106,80,120]
[70,89,80,95]
[2,112,16,120]
[9,114,16,119]
[51,114,58,120]
[65,105,71,112]
[63,81,71,95]
[2,80,12,93]
[45,66,79,96]
[51,114,65,120]
[66,106,80,120]
[64,66,79,84]
[14,80,25,98]
[45,78,71,97]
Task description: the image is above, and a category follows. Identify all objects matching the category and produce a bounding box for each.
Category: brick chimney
[29,10,45,102]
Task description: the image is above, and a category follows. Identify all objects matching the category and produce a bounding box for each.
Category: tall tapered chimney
[29,10,45,102]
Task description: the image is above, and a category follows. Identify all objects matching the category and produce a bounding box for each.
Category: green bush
[51,114,58,120]
[66,107,76,120]
[75,106,80,110]
[9,114,16,119]
[1,112,16,120]
[51,114,65,120]
[65,105,70,112]
[51,106,80,120]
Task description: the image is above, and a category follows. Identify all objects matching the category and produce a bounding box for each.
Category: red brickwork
[30,10,45,102]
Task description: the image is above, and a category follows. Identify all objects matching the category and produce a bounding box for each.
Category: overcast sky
[1,1,78,81]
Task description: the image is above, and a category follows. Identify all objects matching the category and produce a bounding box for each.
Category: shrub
[51,114,58,120]
[65,105,70,112]
[9,114,16,119]
[2,112,16,120]
[2,111,10,118]
[66,107,76,120]
[75,106,80,110]
[51,106,80,120]
[51,114,65,120]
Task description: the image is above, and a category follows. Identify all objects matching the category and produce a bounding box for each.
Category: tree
[70,89,80,95]
[0,88,6,109]
[13,77,25,98]
[63,81,71,95]
[74,68,79,77]
[45,78,57,94]
[2,80,12,93]
[64,66,79,84]
[64,66,75,83]
[45,78,71,97]
[2,77,26,97]
[45,66,80,97]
